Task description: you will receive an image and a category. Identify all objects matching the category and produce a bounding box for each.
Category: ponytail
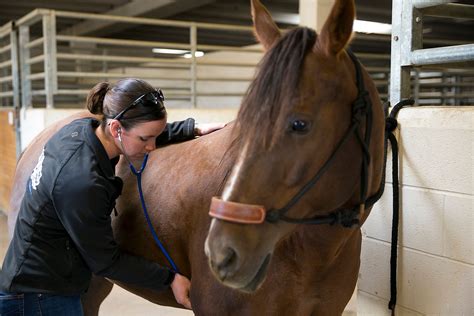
[86,82,110,115]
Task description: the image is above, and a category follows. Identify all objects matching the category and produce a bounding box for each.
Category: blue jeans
[0,292,83,316]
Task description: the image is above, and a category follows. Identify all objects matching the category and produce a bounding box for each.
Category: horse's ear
[316,0,355,56]
[251,0,281,51]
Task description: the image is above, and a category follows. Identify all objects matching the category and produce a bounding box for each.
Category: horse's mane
[234,27,317,150]
[215,27,317,196]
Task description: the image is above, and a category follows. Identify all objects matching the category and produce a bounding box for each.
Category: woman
[0,78,223,315]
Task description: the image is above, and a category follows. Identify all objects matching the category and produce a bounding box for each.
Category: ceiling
[1,0,473,57]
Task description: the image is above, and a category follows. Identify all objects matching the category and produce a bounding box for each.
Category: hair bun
[86,82,110,115]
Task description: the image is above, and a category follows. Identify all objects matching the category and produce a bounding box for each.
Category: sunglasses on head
[113,89,165,121]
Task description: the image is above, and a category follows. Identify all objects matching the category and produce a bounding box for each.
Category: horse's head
[205,0,384,292]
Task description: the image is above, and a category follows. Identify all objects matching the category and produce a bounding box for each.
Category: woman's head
[86,78,167,130]
[86,78,168,160]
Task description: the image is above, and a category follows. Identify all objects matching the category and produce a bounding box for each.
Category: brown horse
[8,0,384,315]
[204,0,385,314]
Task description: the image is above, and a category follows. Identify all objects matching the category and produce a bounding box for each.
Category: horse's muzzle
[209,197,266,224]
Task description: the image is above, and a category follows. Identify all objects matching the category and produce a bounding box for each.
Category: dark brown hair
[86,78,167,129]
[234,27,316,150]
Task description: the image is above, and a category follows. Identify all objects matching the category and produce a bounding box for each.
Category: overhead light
[152,48,205,58]
[353,20,392,35]
[184,51,204,58]
[152,48,189,54]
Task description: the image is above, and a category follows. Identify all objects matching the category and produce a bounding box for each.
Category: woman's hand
[170,273,192,309]
[194,122,227,136]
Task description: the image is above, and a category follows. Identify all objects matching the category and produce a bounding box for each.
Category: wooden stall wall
[0,108,16,215]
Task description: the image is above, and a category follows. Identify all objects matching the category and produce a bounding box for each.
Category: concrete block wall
[359,106,473,315]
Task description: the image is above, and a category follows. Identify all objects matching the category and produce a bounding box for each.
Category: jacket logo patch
[30,148,45,190]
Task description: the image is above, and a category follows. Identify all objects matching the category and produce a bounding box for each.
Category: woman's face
[117,119,167,160]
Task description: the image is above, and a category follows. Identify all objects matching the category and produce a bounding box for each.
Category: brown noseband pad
[209,197,266,224]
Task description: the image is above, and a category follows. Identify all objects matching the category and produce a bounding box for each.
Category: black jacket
[0,117,195,295]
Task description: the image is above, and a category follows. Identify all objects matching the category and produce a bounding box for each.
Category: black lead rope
[385,98,414,314]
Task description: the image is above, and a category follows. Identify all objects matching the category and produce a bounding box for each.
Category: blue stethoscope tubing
[126,150,180,274]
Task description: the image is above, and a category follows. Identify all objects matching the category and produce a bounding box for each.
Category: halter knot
[352,91,370,124]
[332,208,360,228]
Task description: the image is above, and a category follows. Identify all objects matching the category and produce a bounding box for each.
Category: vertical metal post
[10,30,20,110]
[190,24,197,108]
[390,0,410,105]
[19,25,31,109]
[42,11,57,109]
[10,29,22,158]
[390,0,423,106]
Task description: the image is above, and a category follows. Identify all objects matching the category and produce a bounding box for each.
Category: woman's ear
[109,120,122,139]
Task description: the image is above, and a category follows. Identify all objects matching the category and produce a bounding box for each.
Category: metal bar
[196,60,257,67]
[0,91,14,97]
[57,71,192,80]
[31,90,46,96]
[390,0,412,105]
[355,53,391,60]
[56,53,190,66]
[55,89,91,95]
[0,22,13,38]
[197,77,253,81]
[190,24,197,108]
[43,11,57,108]
[0,44,12,54]
[56,35,192,50]
[0,76,13,83]
[417,82,474,87]
[16,9,49,27]
[10,29,22,158]
[422,3,474,19]
[26,55,45,65]
[410,44,474,66]
[54,10,253,32]
[417,92,474,98]
[19,25,32,108]
[25,37,44,49]
[355,32,470,46]
[27,73,46,80]
[197,44,262,53]
[412,0,450,8]
[195,93,246,97]
[0,60,12,69]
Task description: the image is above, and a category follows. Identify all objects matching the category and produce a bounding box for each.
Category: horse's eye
[291,120,309,133]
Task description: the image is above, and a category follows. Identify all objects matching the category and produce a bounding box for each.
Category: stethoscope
[118,128,180,273]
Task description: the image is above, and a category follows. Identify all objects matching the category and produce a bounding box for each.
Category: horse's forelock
[233,27,317,153]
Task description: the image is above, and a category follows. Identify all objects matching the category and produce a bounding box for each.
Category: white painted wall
[359,106,473,315]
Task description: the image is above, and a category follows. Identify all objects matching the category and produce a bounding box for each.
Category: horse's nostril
[216,247,237,279]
